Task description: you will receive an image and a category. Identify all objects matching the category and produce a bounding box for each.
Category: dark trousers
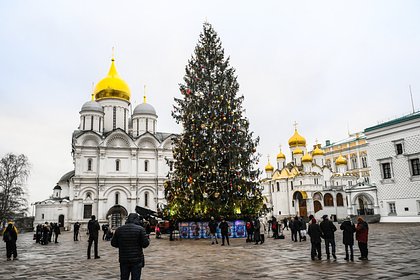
[87,236,99,258]
[358,242,368,258]
[5,241,17,259]
[311,242,321,259]
[260,234,265,244]
[54,233,59,243]
[103,231,107,240]
[325,238,336,257]
[74,230,79,241]
[221,233,229,245]
[120,262,142,280]
[291,230,297,242]
[344,244,354,260]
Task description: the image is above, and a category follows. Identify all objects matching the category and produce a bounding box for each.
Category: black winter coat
[87,219,100,238]
[208,220,218,234]
[111,219,150,265]
[219,221,229,235]
[307,223,322,243]
[340,220,356,245]
[320,220,337,239]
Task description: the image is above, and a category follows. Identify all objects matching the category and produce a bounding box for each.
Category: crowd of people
[34,222,61,245]
[2,213,370,280]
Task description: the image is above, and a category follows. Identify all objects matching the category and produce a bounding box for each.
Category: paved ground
[1,223,420,279]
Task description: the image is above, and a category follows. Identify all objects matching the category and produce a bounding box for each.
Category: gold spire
[276,145,286,159]
[143,85,147,103]
[94,51,131,102]
[91,93,94,101]
[335,154,347,165]
[265,156,274,172]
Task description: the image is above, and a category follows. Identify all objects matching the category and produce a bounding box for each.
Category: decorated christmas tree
[164,23,263,220]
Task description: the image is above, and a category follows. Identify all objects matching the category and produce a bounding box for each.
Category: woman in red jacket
[356,217,369,260]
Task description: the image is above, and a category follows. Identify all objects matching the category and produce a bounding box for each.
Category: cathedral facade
[34,57,175,229]
[262,128,379,221]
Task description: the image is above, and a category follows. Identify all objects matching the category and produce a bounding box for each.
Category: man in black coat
[340,217,356,261]
[111,213,150,280]
[307,218,322,260]
[320,215,337,260]
[87,215,100,259]
[73,221,80,241]
[219,218,230,246]
[208,217,218,245]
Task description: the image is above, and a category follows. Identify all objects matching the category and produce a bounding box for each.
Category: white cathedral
[262,128,379,221]
[34,57,175,229]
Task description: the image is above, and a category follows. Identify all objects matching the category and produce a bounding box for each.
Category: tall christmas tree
[164,23,263,220]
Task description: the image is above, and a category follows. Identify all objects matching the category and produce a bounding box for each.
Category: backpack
[3,231,12,242]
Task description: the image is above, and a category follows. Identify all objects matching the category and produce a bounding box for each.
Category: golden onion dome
[302,153,313,163]
[288,129,306,147]
[265,161,274,172]
[276,151,286,160]
[94,58,131,102]
[293,148,303,155]
[335,155,347,165]
[312,146,324,156]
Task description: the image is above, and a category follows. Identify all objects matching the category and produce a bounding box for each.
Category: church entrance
[293,191,307,217]
[106,205,128,229]
[314,201,323,213]
[58,215,65,227]
[356,195,374,215]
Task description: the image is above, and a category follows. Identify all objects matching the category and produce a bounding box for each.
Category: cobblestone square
[1,223,420,279]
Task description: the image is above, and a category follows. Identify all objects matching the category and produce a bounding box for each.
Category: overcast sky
[1,1,419,208]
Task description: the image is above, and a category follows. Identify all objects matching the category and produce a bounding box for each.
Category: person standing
[293,216,302,242]
[53,223,61,243]
[73,221,81,241]
[340,217,356,261]
[87,215,100,259]
[111,213,150,280]
[259,216,267,244]
[289,217,297,242]
[246,219,254,242]
[307,218,322,260]
[2,222,18,261]
[102,224,109,241]
[320,215,337,260]
[208,217,218,245]
[356,217,369,260]
[283,217,289,231]
[253,216,261,245]
[219,218,230,246]
[299,217,307,241]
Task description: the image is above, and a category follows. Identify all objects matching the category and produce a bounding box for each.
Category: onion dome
[265,161,274,172]
[288,129,306,147]
[81,99,103,113]
[293,148,303,155]
[133,96,157,116]
[53,184,62,190]
[94,58,131,102]
[312,145,324,156]
[302,153,313,163]
[276,151,286,160]
[335,155,347,165]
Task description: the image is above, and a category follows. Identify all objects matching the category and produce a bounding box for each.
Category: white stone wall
[366,117,420,222]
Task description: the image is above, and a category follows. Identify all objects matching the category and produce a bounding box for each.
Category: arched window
[313,192,322,201]
[116,159,120,171]
[115,192,119,205]
[144,192,149,207]
[337,193,344,206]
[87,158,92,171]
[324,193,334,206]
[276,182,280,192]
[145,160,149,172]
